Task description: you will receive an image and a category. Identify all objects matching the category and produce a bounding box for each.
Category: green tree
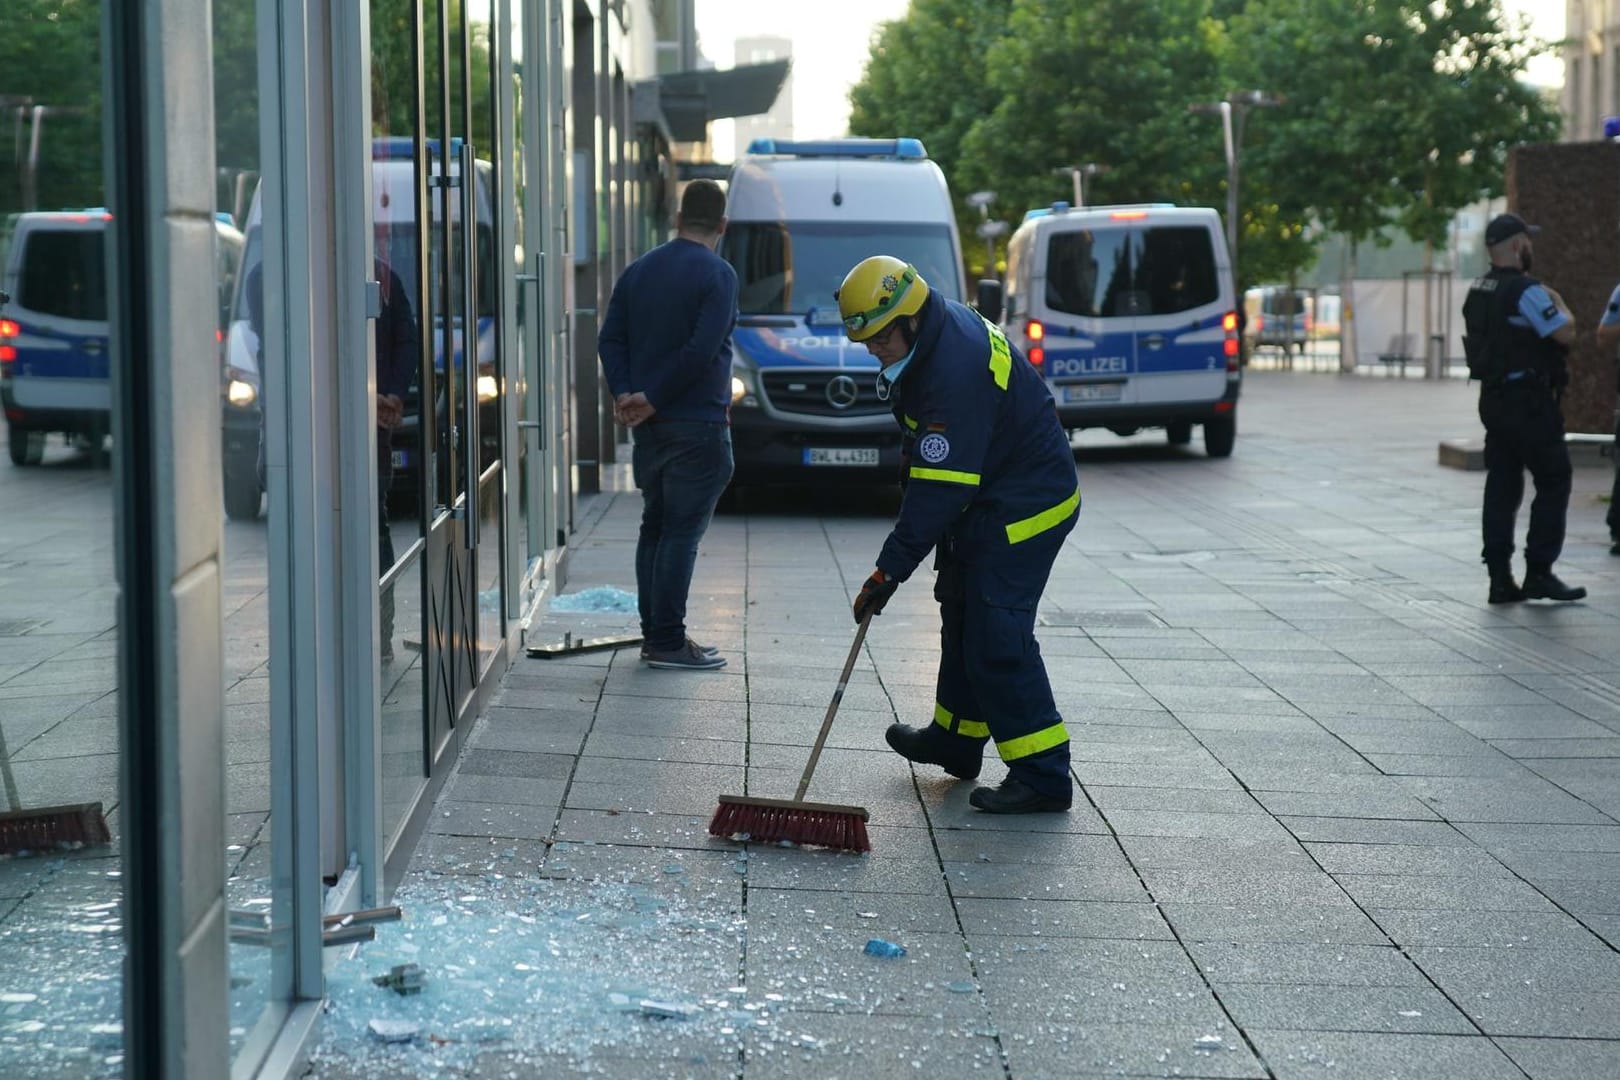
[848,0,1011,275]
[1226,0,1559,361]
[0,0,103,215]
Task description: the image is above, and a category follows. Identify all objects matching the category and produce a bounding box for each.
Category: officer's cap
[1484,212,1540,247]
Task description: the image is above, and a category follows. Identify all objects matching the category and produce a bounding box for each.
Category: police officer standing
[1592,284,1620,554]
[1462,213,1585,604]
[838,255,1081,813]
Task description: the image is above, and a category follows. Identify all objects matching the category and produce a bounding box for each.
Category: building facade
[1563,0,1619,140]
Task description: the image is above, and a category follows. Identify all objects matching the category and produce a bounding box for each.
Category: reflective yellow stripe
[910,467,980,486]
[902,413,919,430]
[1005,487,1080,545]
[984,318,1011,390]
[997,721,1069,762]
[934,702,989,739]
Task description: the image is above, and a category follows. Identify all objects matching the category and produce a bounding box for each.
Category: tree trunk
[1340,239,1358,373]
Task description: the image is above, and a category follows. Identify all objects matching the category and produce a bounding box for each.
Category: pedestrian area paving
[308,373,1620,1080]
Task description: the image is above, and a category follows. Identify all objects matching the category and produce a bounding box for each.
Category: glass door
[420,0,475,767]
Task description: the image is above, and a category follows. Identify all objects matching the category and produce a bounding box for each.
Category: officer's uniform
[1461,266,1572,575]
[874,291,1080,798]
[1599,284,1620,548]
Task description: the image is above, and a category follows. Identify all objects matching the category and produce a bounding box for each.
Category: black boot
[968,775,1071,814]
[885,724,982,779]
[1522,563,1586,602]
[1487,564,1523,605]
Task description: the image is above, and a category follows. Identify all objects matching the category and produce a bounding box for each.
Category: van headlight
[224,366,258,407]
[731,368,758,407]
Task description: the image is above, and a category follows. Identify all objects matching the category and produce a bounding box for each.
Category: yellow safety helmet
[836,255,930,342]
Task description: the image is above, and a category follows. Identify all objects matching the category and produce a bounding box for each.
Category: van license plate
[804,447,878,466]
[1061,383,1123,403]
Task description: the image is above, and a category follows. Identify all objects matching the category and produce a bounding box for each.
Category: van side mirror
[975,279,1003,324]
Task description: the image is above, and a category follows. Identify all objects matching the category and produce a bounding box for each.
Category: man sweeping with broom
[838,255,1080,813]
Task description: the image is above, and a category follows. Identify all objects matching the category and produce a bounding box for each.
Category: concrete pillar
[102,1,229,1076]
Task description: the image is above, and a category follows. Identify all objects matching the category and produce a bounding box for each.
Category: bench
[1374,333,1417,375]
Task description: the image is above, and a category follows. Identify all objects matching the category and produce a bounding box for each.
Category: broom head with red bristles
[708,793,870,853]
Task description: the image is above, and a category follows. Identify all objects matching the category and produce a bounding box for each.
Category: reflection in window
[1046,226,1218,318]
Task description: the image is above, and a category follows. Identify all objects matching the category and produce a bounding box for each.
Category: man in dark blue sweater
[598,179,738,670]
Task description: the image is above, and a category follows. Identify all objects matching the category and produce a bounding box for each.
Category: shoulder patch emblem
[918,432,950,464]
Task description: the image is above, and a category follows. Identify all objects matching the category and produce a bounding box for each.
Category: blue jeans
[631,421,734,651]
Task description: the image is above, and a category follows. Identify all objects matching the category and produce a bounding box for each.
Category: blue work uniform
[877,293,1081,797]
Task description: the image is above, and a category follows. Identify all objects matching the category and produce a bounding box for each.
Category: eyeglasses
[864,320,903,347]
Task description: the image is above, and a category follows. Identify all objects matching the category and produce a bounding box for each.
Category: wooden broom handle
[794,612,872,802]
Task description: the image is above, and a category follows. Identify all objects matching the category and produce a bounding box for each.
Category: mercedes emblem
[825,375,860,410]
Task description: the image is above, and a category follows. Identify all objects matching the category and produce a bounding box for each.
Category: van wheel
[1166,421,1193,446]
[8,426,44,466]
[1204,415,1236,458]
[223,457,264,520]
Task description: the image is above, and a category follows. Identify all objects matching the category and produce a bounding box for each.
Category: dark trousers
[929,509,1076,797]
[1479,384,1571,568]
[378,439,396,647]
[1608,409,1620,542]
[631,421,734,651]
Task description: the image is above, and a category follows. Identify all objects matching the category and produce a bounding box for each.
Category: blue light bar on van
[371,135,467,160]
[745,137,928,160]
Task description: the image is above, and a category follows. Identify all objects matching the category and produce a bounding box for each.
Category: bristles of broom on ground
[0,802,113,856]
[709,794,870,852]
[708,615,873,853]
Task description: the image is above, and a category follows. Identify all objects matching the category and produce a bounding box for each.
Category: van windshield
[1046,226,1218,318]
[722,222,961,315]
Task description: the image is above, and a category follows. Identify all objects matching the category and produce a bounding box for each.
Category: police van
[1000,202,1240,457]
[2,208,242,466]
[720,137,969,488]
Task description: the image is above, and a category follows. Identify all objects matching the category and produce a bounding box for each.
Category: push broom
[0,716,111,855]
[708,613,872,853]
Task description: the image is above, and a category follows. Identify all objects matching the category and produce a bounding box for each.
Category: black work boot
[1487,564,1523,605]
[884,723,982,780]
[968,775,1071,814]
[1522,563,1586,602]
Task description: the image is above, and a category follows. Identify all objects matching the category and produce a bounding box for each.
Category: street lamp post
[1189,90,1281,298]
[967,190,1006,273]
[1053,162,1108,208]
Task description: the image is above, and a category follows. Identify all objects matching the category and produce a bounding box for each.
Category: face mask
[875,343,917,401]
[1519,248,1533,273]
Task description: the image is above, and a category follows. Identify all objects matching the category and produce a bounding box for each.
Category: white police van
[1001,202,1240,457]
[2,208,242,466]
[720,137,969,488]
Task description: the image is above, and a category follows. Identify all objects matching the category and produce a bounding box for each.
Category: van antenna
[832,162,843,208]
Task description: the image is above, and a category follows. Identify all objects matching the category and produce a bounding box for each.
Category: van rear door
[1128,220,1228,406]
[1039,226,1137,407]
[8,223,110,412]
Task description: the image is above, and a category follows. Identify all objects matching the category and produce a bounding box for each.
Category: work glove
[853,568,899,624]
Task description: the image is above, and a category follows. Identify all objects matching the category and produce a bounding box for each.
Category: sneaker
[1521,568,1586,602]
[968,776,1071,814]
[643,640,727,670]
[884,723,982,780]
[640,637,721,662]
[1610,538,1620,556]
